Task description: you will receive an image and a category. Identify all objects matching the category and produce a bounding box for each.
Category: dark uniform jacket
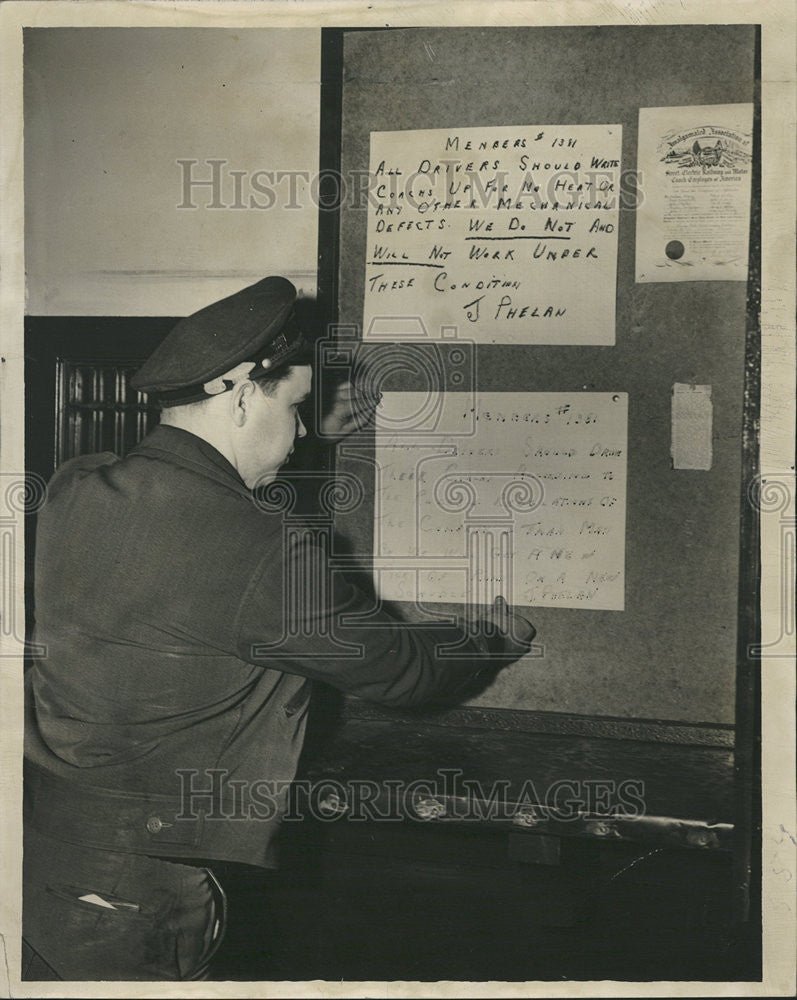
[25,426,491,867]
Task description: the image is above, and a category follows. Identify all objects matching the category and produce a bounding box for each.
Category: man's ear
[229,379,257,427]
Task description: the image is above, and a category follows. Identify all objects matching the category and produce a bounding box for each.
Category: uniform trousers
[22,826,226,981]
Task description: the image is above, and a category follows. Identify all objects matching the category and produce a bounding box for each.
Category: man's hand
[450,597,536,702]
[486,595,536,658]
[318,378,382,443]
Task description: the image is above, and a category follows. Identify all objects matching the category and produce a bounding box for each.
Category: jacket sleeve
[233,532,514,708]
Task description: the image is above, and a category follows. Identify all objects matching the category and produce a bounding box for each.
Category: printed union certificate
[636,103,753,282]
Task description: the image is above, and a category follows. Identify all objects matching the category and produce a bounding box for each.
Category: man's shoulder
[44,438,288,548]
[48,452,120,492]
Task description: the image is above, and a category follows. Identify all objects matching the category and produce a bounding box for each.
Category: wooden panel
[332,25,758,725]
[300,717,736,847]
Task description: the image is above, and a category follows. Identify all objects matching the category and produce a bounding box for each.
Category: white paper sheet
[363,124,622,344]
[636,104,753,282]
[672,383,713,470]
[372,392,628,611]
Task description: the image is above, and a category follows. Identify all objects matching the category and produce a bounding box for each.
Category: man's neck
[159,406,237,474]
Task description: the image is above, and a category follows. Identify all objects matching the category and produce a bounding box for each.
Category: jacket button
[146,816,163,834]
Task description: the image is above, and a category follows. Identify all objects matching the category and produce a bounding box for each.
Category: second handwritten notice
[363,124,622,345]
[373,392,628,611]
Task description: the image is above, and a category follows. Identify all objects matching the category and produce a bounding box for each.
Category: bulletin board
[324,25,759,728]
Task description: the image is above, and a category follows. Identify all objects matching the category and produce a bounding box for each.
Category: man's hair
[158,396,208,416]
[250,364,299,397]
[158,364,299,413]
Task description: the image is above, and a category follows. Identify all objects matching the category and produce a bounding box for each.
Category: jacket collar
[130,424,252,499]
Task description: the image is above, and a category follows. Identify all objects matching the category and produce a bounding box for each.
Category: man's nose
[296,414,307,438]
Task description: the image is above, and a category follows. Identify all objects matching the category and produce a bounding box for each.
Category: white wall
[24,28,320,315]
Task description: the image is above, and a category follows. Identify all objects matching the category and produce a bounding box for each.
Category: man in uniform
[23,276,535,980]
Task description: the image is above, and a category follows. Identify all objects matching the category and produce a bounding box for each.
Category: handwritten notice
[372,392,628,611]
[636,104,753,282]
[363,125,622,345]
